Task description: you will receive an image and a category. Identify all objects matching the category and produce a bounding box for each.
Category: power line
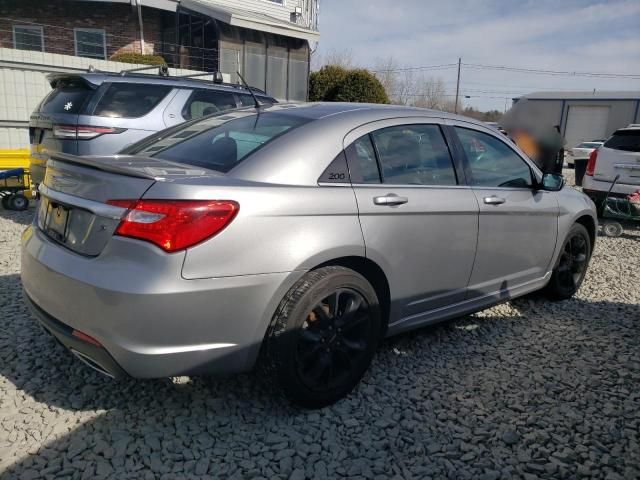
[370,63,458,73]
[462,62,640,79]
[370,60,640,79]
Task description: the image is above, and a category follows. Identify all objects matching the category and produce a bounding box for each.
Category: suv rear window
[147,112,309,173]
[40,78,92,114]
[93,83,171,118]
[604,130,640,152]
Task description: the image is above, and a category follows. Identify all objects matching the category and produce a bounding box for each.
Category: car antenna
[236,71,261,109]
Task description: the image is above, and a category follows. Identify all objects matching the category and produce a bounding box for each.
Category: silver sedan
[21,103,597,408]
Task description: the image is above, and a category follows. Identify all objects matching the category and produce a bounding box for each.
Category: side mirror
[540,173,564,191]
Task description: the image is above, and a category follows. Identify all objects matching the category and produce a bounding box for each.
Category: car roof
[257,101,479,124]
[47,72,273,97]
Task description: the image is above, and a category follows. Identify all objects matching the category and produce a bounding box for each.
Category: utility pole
[454,57,461,114]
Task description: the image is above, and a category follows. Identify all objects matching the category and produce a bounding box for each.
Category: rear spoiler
[45,73,100,89]
[48,152,157,180]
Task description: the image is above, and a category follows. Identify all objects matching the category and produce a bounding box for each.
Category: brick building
[0,0,319,100]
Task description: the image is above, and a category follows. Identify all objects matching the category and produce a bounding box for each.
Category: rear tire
[264,266,381,408]
[545,223,591,301]
[7,193,29,211]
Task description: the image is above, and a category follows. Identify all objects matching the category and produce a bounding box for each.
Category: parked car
[583,125,640,209]
[566,141,604,168]
[29,69,276,186]
[21,103,597,408]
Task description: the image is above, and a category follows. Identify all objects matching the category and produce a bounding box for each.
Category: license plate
[45,201,70,242]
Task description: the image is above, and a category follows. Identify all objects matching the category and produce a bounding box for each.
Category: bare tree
[311,48,354,71]
[412,76,447,109]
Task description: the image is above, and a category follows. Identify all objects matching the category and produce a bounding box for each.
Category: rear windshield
[604,130,640,152]
[93,83,172,118]
[576,142,601,148]
[141,112,309,173]
[40,78,93,114]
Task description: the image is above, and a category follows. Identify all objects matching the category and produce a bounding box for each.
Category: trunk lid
[38,153,216,256]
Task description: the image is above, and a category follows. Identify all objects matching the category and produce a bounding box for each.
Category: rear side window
[345,134,381,183]
[604,130,640,152]
[93,83,171,118]
[40,79,92,114]
[371,125,457,186]
[150,112,310,173]
[183,90,237,120]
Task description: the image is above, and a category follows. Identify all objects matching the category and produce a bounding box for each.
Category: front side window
[183,90,237,120]
[455,127,533,188]
[13,25,44,51]
[93,83,171,118]
[371,124,457,186]
[145,112,310,173]
[75,28,106,59]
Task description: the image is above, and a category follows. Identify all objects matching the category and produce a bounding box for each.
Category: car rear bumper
[24,293,128,379]
[582,176,640,208]
[21,225,302,378]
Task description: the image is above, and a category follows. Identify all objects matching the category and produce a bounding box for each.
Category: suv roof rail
[85,66,267,94]
[118,65,169,77]
[176,71,224,83]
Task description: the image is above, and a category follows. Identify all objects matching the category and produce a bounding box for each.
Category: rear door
[595,129,640,186]
[451,123,558,297]
[344,119,479,330]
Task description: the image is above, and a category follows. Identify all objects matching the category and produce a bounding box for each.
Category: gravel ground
[1,178,639,479]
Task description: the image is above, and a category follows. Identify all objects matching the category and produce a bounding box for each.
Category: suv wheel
[264,266,381,408]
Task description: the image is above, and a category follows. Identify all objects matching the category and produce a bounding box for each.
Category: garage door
[564,105,610,149]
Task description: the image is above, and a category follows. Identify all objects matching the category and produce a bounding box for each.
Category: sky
[313,0,640,111]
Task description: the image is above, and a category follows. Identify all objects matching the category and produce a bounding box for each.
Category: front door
[344,121,479,330]
[452,124,559,297]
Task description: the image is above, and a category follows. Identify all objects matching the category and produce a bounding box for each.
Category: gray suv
[29,70,275,185]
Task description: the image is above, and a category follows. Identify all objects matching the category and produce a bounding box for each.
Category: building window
[267,46,288,100]
[13,25,44,52]
[74,28,106,60]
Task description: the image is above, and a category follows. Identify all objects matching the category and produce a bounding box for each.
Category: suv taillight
[53,125,125,140]
[585,149,598,176]
[107,200,239,252]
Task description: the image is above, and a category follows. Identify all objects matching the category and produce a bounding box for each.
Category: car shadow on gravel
[0,207,34,226]
[2,270,639,479]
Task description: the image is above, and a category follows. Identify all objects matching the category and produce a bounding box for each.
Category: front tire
[545,223,591,300]
[264,266,381,408]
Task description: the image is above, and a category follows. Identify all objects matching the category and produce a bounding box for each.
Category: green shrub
[310,66,389,104]
[110,52,166,66]
[309,65,348,101]
[332,69,389,104]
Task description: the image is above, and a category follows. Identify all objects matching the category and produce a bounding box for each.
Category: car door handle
[483,196,506,205]
[373,194,408,206]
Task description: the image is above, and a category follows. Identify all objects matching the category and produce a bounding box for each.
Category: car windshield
[576,142,600,148]
[135,111,310,173]
[604,130,640,152]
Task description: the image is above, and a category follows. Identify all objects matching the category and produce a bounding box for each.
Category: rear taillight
[586,149,598,176]
[107,200,239,253]
[53,125,125,140]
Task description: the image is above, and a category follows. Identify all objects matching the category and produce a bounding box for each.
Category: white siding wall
[189,0,317,29]
[0,48,203,149]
